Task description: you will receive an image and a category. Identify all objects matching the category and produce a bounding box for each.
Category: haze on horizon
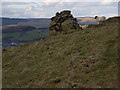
[1,0,119,18]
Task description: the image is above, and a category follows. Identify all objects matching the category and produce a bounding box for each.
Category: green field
[2,17,119,88]
[3,30,49,42]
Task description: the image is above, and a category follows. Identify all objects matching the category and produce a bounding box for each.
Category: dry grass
[2,17,119,88]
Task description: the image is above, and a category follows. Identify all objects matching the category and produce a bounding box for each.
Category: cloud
[100,0,119,5]
[13,13,20,17]
[100,0,113,5]
[2,0,119,2]
[26,5,32,11]
[2,2,118,18]
[90,11,99,16]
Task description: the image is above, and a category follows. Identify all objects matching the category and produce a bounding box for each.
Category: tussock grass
[2,17,119,88]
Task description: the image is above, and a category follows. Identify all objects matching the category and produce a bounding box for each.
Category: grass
[2,17,119,88]
[3,32,21,39]
[3,30,49,42]
[18,30,49,41]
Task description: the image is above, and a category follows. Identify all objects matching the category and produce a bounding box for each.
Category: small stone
[54,79,61,83]
[73,66,77,68]
[2,48,7,51]
[47,47,49,50]
[29,79,32,81]
[71,83,78,88]
[85,71,89,74]
[85,64,89,67]
[5,63,10,66]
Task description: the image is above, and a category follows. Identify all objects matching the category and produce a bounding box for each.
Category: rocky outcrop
[49,10,81,32]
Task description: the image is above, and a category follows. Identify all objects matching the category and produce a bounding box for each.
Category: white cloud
[13,13,20,17]
[26,5,33,11]
[100,0,113,5]
[90,11,99,16]
[0,3,2,17]
[2,2,118,18]
[2,0,120,2]
[100,0,119,5]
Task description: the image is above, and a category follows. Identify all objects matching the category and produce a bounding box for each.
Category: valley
[2,17,97,48]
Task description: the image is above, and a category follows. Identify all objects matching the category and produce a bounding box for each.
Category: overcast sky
[1,0,119,18]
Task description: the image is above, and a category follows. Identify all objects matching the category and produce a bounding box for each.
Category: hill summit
[49,10,81,32]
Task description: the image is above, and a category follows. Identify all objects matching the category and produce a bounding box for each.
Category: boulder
[49,10,82,32]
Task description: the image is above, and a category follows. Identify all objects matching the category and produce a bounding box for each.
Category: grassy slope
[3,30,49,41]
[2,17,119,88]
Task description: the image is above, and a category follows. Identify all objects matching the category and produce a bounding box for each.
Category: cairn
[49,10,81,32]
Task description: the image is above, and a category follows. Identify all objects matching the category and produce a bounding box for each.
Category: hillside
[76,17,98,25]
[1,17,29,26]
[2,18,50,48]
[17,18,51,28]
[2,17,119,88]
[2,17,97,48]
[2,25,49,48]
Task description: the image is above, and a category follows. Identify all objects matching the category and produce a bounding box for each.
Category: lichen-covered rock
[49,10,81,32]
[61,19,80,31]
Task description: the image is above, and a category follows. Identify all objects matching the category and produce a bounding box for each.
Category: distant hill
[2,17,119,88]
[3,25,36,33]
[2,17,98,48]
[1,17,29,26]
[1,17,97,27]
[1,17,51,28]
[1,17,50,48]
[2,25,49,48]
[76,17,98,25]
[17,18,51,28]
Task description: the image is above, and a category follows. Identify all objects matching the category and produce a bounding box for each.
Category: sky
[1,0,119,18]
